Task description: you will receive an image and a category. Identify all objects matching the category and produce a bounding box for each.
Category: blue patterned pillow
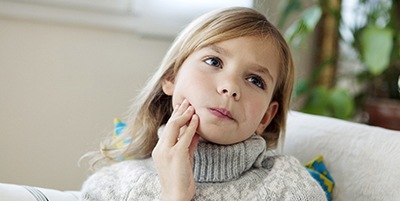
[113,118,132,160]
[305,155,334,201]
[113,118,130,147]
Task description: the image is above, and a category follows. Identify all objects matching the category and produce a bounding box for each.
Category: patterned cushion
[305,155,334,201]
[113,118,129,147]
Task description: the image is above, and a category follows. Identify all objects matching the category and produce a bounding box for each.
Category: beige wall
[0,17,172,190]
[0,1,313,191]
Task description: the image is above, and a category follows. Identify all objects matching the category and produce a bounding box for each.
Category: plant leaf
[294,79,310,98]
[301,87,329,116]
[284,6,322,46]
[360,25,393,76]
[328,88,354,119]
[302,6,322,29]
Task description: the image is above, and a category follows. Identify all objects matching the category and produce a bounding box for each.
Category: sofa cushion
[284,111,400,201]
[0,183,80,201]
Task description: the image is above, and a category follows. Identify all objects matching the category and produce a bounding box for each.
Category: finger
[162,106,195,146]
[177,114,199,148]
[174,99,190,116]
[171,104,180,115]
[179,125,187,139]
[189,134,200,159]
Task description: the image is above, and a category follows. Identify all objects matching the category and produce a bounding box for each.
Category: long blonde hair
[87,7,294,169]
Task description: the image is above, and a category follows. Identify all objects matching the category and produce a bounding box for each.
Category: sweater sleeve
[80,158,161,201]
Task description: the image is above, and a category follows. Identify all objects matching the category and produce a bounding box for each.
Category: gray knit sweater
[81,135,327,201]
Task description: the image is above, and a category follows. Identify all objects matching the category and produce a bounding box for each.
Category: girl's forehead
[200,36,280,57]
[200,35,277,50]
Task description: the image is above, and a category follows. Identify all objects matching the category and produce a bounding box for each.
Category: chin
[196,127,238,145]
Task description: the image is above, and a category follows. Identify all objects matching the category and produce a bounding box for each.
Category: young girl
[81,7,327,201]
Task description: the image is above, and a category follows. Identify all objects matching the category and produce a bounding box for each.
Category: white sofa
[0,183,81,201]
[1,111,400,201]
[285,111,400,201]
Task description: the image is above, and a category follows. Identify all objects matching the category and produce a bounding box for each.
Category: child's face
[163,36,280,145]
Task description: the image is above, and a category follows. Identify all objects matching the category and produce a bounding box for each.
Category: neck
[193,135,267,183]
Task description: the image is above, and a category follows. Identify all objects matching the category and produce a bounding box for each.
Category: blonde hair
[87,7,294,169]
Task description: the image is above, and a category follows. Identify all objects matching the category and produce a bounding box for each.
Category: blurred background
[0,0,399,191]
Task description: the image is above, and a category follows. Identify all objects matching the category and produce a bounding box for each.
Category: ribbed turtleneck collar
[193,135,267,183]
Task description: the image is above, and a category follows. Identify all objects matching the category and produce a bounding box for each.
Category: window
[0,0,252,38]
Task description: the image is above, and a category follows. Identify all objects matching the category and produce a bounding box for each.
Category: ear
[255,101,279,135]
[162,79,175,96]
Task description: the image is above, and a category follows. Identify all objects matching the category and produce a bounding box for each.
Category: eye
[204,57,222,68]
[247,75,266,89]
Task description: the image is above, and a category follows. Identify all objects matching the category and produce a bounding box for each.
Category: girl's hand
[152,99,200,201]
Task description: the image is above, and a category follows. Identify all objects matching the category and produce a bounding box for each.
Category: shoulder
[265,154,305,171]
[86,157,156,182]
[260,155,328,201]
[89,158,156,179]
[263,155,315,184]
[257,154,308,175]
[81,158,158,200]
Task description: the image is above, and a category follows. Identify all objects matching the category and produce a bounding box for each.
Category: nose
[218,79,241,100]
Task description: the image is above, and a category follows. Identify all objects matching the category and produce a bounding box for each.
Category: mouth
[209,108,234,120]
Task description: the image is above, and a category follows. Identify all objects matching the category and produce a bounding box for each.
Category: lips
[209,108,234,120]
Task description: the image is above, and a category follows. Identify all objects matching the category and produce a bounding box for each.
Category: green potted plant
[279,0,355,120]
[349,0,400,129]
[279,0,400,129]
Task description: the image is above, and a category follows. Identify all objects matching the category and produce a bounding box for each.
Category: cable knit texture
[81,135,327,201]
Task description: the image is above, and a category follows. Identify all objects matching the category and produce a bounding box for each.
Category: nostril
[221,88,238,98]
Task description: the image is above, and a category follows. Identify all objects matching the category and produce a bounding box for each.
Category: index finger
[160,104,195,146]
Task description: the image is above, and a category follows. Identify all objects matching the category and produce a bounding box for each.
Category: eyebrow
[210,45,229,56]
[253,65,275,83]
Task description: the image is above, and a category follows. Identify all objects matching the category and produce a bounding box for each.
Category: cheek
[245,97,270,122]
[171,76,204,107]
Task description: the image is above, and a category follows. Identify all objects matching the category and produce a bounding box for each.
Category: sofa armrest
[284,111,400,201]
[0,183,80,201]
